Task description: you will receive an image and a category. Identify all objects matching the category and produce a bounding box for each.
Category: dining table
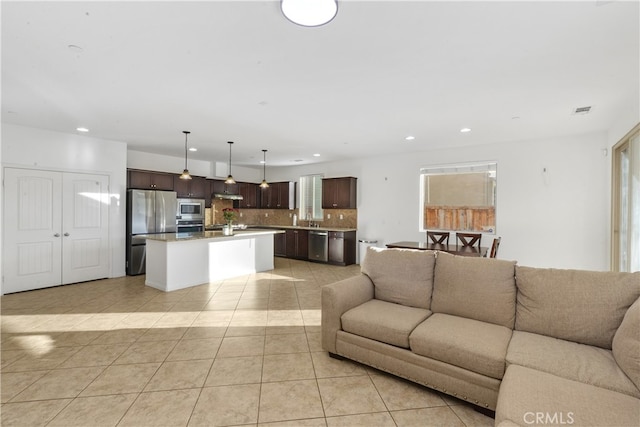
[385,241,489,257]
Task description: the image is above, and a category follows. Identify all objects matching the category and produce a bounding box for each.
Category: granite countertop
[268,225,357,232]
[205,224,357,232]
[143,228,283,242]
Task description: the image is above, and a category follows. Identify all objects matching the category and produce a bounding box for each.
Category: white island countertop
[143,228,283,292]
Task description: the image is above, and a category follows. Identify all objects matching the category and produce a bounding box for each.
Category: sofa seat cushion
[361,247,436,309]
[515,266,640,349]
[341,299,431,348]
[506,331,640,398]
[496,365,640,427]
[409,313,512,379]
[432,252,517,328]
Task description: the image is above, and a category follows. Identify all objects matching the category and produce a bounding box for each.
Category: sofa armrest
[321,274,375,353]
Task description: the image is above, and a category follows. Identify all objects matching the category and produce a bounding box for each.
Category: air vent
[573,106,592,115]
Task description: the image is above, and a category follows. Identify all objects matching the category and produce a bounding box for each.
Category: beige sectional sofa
[321,247,640,426]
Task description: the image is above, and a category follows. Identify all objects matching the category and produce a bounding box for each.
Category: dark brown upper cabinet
[260,182,296,209]
[322,177,357,209]
[173,175,207,199]
[127,169,175,191]
[238,182,259,208]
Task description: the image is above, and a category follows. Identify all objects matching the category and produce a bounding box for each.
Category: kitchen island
[144,229,283,292]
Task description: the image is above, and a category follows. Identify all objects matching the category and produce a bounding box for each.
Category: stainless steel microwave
[177,198,205,221]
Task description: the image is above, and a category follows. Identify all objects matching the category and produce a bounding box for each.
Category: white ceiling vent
[572,106,592,115]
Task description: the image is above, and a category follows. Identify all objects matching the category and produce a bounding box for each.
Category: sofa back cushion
[431,251,517,328]
[361,247,435,309]
[612,297,640,389]
[515,267,640,349]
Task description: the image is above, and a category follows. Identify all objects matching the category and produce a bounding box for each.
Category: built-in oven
[177,198,205,221]
[176,220,204,233]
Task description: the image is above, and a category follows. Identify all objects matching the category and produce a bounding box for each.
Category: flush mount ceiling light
[179,131,192,180]
[281,0,338,27]
[260,149,269,189]
[225,141,236,184]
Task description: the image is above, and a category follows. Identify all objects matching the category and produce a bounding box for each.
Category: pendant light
[260,149,269,189]
[224,141,236,184]
[179,131,192,180]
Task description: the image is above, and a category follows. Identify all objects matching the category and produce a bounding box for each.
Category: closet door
[3,168,110,293]
[3,168,63,292]
[61,173,110,284]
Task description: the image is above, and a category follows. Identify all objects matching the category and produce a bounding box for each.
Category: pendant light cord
[184,131,190,170]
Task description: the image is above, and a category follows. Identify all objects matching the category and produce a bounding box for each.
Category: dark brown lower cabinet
[328,231,356,266]
[274,232,286,257]
[285,229,308,259]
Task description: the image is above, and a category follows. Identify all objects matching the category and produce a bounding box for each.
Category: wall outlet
[327,214,331,219]
[340,214,344,220]
[265,213,269,217]
[240,212,243,217]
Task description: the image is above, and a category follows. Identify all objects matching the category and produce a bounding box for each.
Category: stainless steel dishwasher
[308,230,328,262]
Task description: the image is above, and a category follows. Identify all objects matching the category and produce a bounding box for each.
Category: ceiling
[2,1,638,168]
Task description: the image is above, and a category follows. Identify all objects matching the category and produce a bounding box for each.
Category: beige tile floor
[1,258,494,427]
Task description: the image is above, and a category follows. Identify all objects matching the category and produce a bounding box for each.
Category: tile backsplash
[206,201,357,229]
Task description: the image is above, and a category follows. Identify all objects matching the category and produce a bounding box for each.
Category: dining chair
[427,231,449,245]
[456,232,482,250]
[488,237,501,258]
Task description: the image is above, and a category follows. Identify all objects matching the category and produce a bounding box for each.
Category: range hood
[212,192,243,201]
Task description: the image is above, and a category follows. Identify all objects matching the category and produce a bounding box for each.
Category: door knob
[54,233,60,237]
[64,232,70,237]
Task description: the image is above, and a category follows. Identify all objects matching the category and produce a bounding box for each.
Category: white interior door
[3,168,63,293]
[62,173,110,284]
[3,168,110,293]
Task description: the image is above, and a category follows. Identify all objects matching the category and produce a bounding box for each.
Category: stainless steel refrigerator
[126,189,177,275]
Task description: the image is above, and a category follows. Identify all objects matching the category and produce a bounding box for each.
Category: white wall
[1,123,128,278]
[278,132,611,271]
[128,150,262,183]
[128,150,210,178]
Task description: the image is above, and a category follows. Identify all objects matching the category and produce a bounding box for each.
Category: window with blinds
[299,174,324,221]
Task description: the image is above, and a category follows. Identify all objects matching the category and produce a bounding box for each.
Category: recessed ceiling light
[405,136,415,141]
[76,127,89,132]
[281,0,338,27]
[313,153,321,157]
[189,147,197,152]
[460,128,471,133]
